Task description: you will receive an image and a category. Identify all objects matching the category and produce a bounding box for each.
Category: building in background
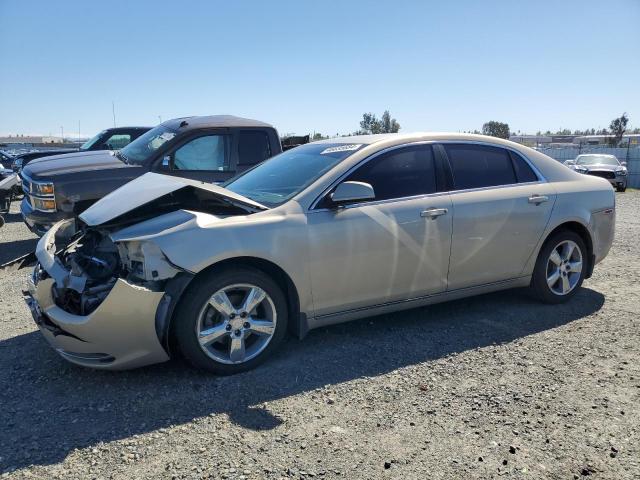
[0,135,64,145]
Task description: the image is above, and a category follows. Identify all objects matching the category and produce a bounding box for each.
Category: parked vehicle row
[10,127,151,172]
[24,133,616,374]
[0,150,15,169]
[564,154,628,192]
[0,168,20,228]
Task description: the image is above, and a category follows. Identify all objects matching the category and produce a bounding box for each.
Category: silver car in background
[564,154,628,192]
[25,133,616,374]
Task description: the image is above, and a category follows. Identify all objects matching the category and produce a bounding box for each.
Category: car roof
[162,115,274,130]
[311,132,525,147]
[108,126,152,130]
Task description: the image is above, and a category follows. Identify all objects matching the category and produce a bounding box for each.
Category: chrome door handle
[528,195,549,205]
[420,208,448,219]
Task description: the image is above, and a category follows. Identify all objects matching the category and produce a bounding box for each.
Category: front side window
[345,145,437,201]
[445,144,516,190]
[173,135,229,171]
[104,134,131,150]
[238,131,271,165]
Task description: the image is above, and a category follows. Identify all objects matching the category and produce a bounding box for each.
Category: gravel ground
[0,193,638,480]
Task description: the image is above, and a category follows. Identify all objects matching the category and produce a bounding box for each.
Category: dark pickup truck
[20,115,283,236]
[11,127,150,171]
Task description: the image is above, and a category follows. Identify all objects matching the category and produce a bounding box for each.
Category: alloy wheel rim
[196,283,277,365]
[546,240,582,296]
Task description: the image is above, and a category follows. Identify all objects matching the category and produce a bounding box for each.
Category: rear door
[441,143,556,290]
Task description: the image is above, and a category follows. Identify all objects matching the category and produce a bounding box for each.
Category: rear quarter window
[510,151,539,183]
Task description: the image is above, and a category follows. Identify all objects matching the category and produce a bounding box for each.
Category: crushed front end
[24,219,184,369]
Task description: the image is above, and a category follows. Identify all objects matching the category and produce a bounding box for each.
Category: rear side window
[445,144,516,190]
[345,145,436,201]
[510,151,539,183]
[238,131,272,166]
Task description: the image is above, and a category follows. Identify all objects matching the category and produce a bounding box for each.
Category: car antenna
[179,120,189,128]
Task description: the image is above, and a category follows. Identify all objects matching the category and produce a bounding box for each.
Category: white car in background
[564,154,628,192]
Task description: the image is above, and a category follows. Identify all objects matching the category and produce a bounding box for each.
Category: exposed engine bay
[50,228,124,315]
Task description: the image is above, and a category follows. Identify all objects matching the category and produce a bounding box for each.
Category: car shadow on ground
[0,287,604,472]
[0,238,37,265]
[1,211,24,224]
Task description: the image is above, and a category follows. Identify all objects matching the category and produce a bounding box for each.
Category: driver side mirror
[564,160,575,166]
[621,161,627,167]
[330,181,375,206]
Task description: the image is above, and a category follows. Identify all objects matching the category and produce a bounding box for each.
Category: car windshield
[576,155,619,166]
[224,142,366,206]
[118,125,177,165]
[80,131,106,151]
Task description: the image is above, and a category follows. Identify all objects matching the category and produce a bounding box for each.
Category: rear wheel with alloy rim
[530,230,587,304]
[175,267,288,374]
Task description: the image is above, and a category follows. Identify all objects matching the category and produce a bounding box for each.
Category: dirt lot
[0,193,638,480]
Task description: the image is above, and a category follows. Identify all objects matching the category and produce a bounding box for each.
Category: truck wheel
[529,230,587,304]
[174,266,288,374]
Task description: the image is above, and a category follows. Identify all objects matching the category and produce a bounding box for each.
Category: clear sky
[1,0,639,138]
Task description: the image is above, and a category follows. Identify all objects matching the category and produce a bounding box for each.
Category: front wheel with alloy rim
[529,230,587,304]
[174,266,288,374]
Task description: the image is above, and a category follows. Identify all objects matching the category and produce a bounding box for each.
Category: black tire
[174,266,288,375]
[617,186,626,193]
[529,229,587,304]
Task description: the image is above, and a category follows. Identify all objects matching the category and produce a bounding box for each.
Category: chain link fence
[536,145,640,188]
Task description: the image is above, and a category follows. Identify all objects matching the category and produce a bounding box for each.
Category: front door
[306,144,453,317]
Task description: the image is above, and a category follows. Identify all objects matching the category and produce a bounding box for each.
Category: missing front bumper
[26,275,170,370]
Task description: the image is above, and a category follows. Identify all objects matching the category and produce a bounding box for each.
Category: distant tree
[359,113,382,134]
[381,110,400,133]
[556,128,572,135]
[482,121,510,139]
[359,110,400,134]
[609,113,629,145]
[312,132,327,141]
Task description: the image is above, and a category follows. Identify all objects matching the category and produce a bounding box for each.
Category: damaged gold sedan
[24,134,616,374]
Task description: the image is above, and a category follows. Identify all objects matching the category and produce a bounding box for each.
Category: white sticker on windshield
[320,144,363,155]
[159,132,176,141]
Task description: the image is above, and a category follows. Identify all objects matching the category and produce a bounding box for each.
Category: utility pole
[60,126,64,143]
[112,101,116,127]
[78,120,81,143]
[158,115,162,124]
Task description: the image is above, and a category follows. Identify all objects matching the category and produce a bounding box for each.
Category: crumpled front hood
[80,172,268,227]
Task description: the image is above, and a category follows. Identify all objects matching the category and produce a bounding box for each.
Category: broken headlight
[117,241,181,282]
